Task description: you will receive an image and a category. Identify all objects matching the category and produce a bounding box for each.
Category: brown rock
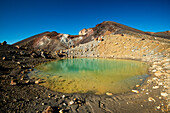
[35,79,42,84]
[2,57,6,60]
[1,41,7,45]
[15,45,20,49]
[10,80,17,85]
[106,92,112,96]
[42,106,53,113]
[132,90,139,93]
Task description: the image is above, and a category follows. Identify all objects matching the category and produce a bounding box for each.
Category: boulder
[1,41,7,45]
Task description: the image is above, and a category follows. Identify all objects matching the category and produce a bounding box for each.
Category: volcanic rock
[1,41,7,45]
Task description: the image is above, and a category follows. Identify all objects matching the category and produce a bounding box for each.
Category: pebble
[62,95,65,98]
[2,57,6,60]
[10,80,17,85]
[106,92,112,96]
[63,103,67,106]
[152,77,158,81]
[15,45,20,49]
[25,80,30,84]
[42,106,53,113]
[59,109,63,113]
[17,62,20,64]
[161,92,168,97]
[131,90,139,93]
[152,70,157,72]
[13,99,17,102]
[35,97,39,99]
[35,79,41,84]
[153,86,159,89]
[158,82,163,86]
[163,85,167,88]
[69,100,74,105]
[136,85,140,87]
[159,97,162,99]
[148,97,156,102]
[156,105,161,110]
[154,72,162,76]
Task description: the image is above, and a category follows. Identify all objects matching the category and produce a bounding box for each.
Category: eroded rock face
[12,21,170,56]
[79,28,93,36]
[79,28,88,35]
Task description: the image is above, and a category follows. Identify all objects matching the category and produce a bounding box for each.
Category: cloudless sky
[0,0,170,44]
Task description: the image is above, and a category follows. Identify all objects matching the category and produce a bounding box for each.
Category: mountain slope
[12,21,170,54]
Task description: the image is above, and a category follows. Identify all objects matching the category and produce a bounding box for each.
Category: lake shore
[0,41,169,113]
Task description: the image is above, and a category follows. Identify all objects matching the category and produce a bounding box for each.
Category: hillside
[13,21,170,55]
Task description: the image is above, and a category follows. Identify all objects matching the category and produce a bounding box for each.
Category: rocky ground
[0,33,170,113]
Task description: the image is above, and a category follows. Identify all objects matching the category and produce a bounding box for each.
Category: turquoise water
[28,58,149,94]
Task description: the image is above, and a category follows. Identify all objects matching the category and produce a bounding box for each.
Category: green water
[28,58,149,94]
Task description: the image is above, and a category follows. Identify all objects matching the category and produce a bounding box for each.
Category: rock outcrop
[12,21,170,57]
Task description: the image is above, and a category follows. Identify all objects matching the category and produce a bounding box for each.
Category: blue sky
[0,0,169,44]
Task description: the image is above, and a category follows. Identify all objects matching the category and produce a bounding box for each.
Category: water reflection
[29,58,149,94]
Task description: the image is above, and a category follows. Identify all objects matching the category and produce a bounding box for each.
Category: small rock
[115,43,118,45]
[152,70,157,72]
[161,92,168,97]
[136,85,140,87]
[15,45,20,49]
[13,99,17,102]
[156,105,161,110]
[12,56,16,59]
[106,92,112,96]
[48,94,53,98]
[158,82,163,86]
[10,80,17,85]
[17,62,21,65]
[62,95,65,98]
[1,41,7,45]
[42,106,53,113]
[35,96,39,99]
[63,103,67,106]
[35,79,42,84]
[148,97,156,102]
[159,97,162,99]
[154,72,163,77]
[132,90,139,93]
[152,77,158,81]
[140,79,143,81]
[165,70,170,74]
[153,86,159,89]
[2,57,6,60]
[20,51,25,56]
[41,51,47,58]
[25,80,30,84]
[69,100,74,105]
[59,109,63,113]
[163,85,168,89]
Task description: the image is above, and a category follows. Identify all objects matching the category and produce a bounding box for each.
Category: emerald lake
[28,58,149,94]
